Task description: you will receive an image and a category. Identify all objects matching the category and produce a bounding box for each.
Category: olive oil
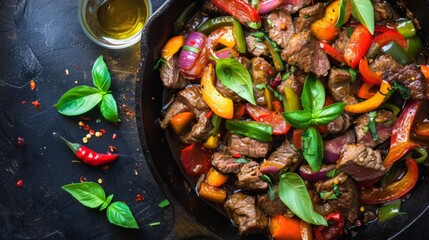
[96,0,148,40]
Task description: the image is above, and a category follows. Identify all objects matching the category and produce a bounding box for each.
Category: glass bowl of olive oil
[78,0,152,49]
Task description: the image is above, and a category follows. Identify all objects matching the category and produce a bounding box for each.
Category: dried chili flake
[102,165,110,171]
[21,100,27,105]
[16,180,23,188]
[78,121,86,127]
[100,129,106,134]
[29,80,36,91]
[79,176,87,182]
[135,194,144,202]
[83,125,90,131]
[108,145,117,153]
[112,133,117,140]
[232,153,242,158]
[31,100,42,111]
[17,137,25,147]
[89,129,95,135]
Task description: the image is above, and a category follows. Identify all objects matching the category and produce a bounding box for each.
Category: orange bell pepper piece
[414,122,429,137]
[362,158,419,204]
[358,82,377,99]
[311,0,342,42]
[198,182,227,203]
[170,112,195,134]
[200,63,234,119]
[292,129,304,150]
[383,100,422,169]
[217,26,236,48]
[206,167,228,187]
[359,58,382,85]
[344,80,391,113]
[161,35,185,60]
[269,215,308,240]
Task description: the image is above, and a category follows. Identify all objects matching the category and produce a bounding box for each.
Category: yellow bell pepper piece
[344,81,392,114]
[161,35,185,60]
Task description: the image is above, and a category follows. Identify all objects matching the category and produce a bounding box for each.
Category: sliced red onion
[299,165,336,182]
[178,32,207,70]
[260,161,284,174]
[324,130,356,164]
[324,151,341,164]
[258,0,284,14]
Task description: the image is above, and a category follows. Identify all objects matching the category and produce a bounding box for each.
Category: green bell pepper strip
[396,20,416,38]
[380,41,413,65]
[411,147,428,165]
[378,199,402,222]
[380,102,400,115]
[225,120,273,142]
[196,16,246,53]
[406,35,422,60]
[263,35,285,71]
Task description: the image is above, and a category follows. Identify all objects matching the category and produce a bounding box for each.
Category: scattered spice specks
[98,178,103,184]
[108,146,117,153]
[65,69,69,75]
[134,170,139,175]
[112,133,117,140]
[31,100,42,111]
[16,180,23,188]
[135,194,144,202]
[158,199,170,208]
[21,100,27,105]
[79,176,87,182]
[29,80,36,91]
[17,137,25,147]
[149,222,161,227]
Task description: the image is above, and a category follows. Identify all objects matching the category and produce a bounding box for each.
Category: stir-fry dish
[157,0,429,238]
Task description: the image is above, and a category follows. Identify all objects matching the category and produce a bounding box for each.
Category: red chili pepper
[343,24,373,69]
[246,103,290,135]
[362,158,419,204]
[319,41,346,64]
[54,133,118,166]
[383,101,422,169]
[210,0,261,29]
[181,143,213,177]
[373,30,407,49]
[357,81,377,99]
[314,213,345,240]
[359,58,382,85]
[292,129,303,150]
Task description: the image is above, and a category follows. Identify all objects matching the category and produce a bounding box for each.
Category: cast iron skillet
[136,0,429,239]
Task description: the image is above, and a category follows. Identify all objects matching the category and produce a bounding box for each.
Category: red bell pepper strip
[383,101,422,169]
[181,143,213,177]
[343,24,373,69]
[319,41,346,64]
[246,103,290,135]
[314,213,345,240]
[374,25,396,33]
[210,0,261,29]
[362,158,419,204]
[359,58,382,85]
[358,82,377,99]
[373,30,407,49]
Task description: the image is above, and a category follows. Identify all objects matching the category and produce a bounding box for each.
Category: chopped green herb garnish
[149,221,161,227]
[158,199,170,208]
[235,158,250,164]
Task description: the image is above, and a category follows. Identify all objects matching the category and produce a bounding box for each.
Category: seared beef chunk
[246,34,269,57]
[251,57,276,106]
[324,130,356,162]
[276,69,306,95]
[229,134,269,158]
[215,78,243,102]
[373,0,397,24]
[328,68,358,105]
[280,0,312,14]
[369,54,400,72]
[327,178,360,223]
[267,139,300,169]
[294,3,325,32]
[160,101,188,129]
[337,143,385,181]
[281,30,331,76]
[383,64,427,100]
[355,109,397,148]
[163,86,213,144]
[202,1,226,15]
[211,152,244,174]
[263,10,295,49]
[160,55,188,89]
[257,186,288,217]
[236,161,268,191]
[333,28,350,55]
[224,192,268,235]
[327,112,353,135]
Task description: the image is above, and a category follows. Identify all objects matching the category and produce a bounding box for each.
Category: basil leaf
[106,201,139,229]
[54,86,102,116]
[311,102,345,125]
[335,0,349,28]
[100,194,114,211]
[282,110,312,129]
[279,172,328,226]
[213,58,256,105]
[100,93,120,122]
[302,127,323,172]
[350,0,374,34]
[62,182,106,208]
[92,56,111,92]
[301,75,325,112]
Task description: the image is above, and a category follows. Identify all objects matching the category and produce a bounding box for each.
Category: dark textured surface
[1,0,429,240]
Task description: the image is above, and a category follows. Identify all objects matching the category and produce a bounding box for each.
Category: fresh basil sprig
[350,0,374,34]
[212,57,256,105]
[279,172,328,226]
[54,56,120,122]
[283,74,345,171]
[335,0,349,28]
[62,182,138,229]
